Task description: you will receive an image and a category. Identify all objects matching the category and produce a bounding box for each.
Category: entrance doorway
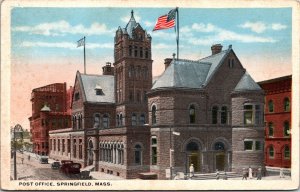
[186,141,201,172]
[214,142,226,171]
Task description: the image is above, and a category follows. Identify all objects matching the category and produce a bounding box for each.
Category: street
[10,152,73,180]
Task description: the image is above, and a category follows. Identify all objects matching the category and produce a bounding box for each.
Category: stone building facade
[48,11,265,179]
[258,75,291,168]
[29,83,72,155]
[148,45,265,179]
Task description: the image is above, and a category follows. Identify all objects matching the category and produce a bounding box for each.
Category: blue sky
[10,7,292,129]
[12,7,291,66]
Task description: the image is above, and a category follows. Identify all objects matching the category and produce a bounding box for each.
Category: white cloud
[20,41,113,49]
[239,21,267,33]
[152,43,173,49]
[272,23,287,30]
[192,23,217,33]
[144,21,154,27]
[12,20,114,36]
[149,31,176,40]
[239,21,287,33]
[186,23,276,46]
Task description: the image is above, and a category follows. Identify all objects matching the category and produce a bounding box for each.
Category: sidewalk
[89,171,123,180]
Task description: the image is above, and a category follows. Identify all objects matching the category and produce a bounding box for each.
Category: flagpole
[176,8,179,60]
[84,36,86,74]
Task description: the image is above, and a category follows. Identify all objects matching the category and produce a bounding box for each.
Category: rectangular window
[255,141,261,150]
[151,137,157,165]
[244,140,253,150]
[244,105,253,124]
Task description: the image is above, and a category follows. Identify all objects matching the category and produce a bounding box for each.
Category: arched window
[284,146,290,159]
[134,144,142,165]
[186,141,199,152]
[131,114,137,126]
[189,105,196,124]
[214,142,225,151]
[120,114,123,126]
[284,98,290,112]
[140,114,145,125]
[134,46,138,57]
[116,114,120,127]
[221,106,227,124]
[78,114,83,129]
[129,45,132,56]
[212,106,218,124]
[103,114,109,128]
[268,122,274,137]
[152,105,157,125]
[140,47,143,58]
[145,48,149,59]
[269,146,274,158]
[72,116,76,129]
[268,100,274,113]
[94,113,100,128]
[284,121,290,137]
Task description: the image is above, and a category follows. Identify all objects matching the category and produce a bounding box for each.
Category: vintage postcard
[1,0,299,190]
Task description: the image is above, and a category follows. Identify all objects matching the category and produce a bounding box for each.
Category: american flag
[77,37,85,47]
[153,8,177,31]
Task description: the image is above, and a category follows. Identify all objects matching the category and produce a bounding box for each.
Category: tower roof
[234,72,262,91]
[125,10,138,38]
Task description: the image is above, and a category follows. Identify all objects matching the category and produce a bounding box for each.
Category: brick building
[49,11,265,179]
[29,83,72,155]
[258,75,291,168]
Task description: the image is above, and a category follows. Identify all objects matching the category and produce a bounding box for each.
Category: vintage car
[39,157,48,164]
[51,161,61,169]
[65,163,82,174]
[60,160,73,173]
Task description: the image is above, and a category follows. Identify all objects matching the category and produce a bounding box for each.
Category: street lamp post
[12,124,23,180]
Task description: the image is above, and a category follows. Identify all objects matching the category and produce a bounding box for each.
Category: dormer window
[95,85,103,95]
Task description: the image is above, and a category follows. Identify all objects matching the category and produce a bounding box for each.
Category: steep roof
[125,10,138,38]
[152,59,211,89]
[79,73,115,103]
[234,72,262,91]
[198,49,230,85]
[152,48,230,90]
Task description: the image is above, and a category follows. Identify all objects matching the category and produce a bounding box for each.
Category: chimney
[164,53,176,70]
[211,44,223,55]
[164,58,172,70]
[102,62,114,75]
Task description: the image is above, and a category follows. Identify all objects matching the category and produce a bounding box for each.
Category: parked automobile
[65,163,82,174]
[39,157,48,164]
[60,160,73,173]
[51,161,61,169]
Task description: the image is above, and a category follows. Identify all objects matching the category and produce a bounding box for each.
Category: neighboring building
[49,11,265,179]
[258,75,292,168]
[29,83,72,155]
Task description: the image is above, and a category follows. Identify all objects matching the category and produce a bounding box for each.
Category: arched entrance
[186,141,201,172]
[214,142,225,171]
[88,140,94,166]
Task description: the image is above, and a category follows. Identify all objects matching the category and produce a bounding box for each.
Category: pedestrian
[248,166,253,179]
[189,164,194,178]
[280,168,285,178]
[28,155,30,161]
[216,169,220,180]
[21,157,24,164]
[242,168,247,180]
[257,166,262,180]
